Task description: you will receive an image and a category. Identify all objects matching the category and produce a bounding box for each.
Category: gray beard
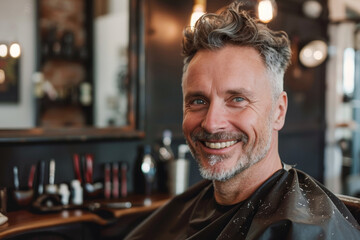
[187,120,272,182]
[198,135,271,181]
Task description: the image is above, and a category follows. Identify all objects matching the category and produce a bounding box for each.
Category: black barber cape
[125,165,360,239]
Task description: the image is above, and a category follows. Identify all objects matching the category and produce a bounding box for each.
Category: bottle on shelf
[158,130,175,162]
[58,183,70,205]
[141,145,157,197]
[71,179,83,205]
[157,130,175,193]
[168,144,190,196]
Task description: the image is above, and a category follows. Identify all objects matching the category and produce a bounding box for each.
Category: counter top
[0,194,170,238]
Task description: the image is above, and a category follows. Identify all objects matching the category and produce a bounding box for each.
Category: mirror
[94,0,130,128]
[0,0,144,141]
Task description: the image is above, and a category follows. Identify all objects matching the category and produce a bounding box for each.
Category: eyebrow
[184,88,255,102]
[226,88,255,98]
[184,91,206,102]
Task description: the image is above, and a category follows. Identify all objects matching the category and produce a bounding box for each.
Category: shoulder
[248,167,360,239]
[149,179,212,216]
[125,180,212,240]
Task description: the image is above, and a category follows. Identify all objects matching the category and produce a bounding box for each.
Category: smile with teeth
[204,140,237,149]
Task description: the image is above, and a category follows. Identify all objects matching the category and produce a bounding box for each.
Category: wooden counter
[0,195,170,239]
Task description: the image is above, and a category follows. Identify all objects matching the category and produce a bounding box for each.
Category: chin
[199,152,266,182]
[198,157,245,181]
[199,165,239,182]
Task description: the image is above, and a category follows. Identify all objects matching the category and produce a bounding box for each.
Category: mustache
[191,128,248,143]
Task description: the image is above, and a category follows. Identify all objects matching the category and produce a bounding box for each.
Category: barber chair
[337,194,360,224]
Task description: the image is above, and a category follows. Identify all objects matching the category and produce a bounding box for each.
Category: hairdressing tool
[38,160,45,195]
[82,154,103,198]
[13,166,19,190]
[49,159,55,185]
[89,201,132,211]
[28,164,36,189]
[104,163,111,199]
[121,161,128,197]
[112,162,119,198]
[85,154,93,184]
[45,159,57,194]
[73,154,82,183]
[13,166,34,207]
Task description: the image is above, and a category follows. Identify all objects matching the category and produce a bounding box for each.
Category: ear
[273,91,288,131]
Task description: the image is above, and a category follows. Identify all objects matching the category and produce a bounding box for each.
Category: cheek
[182,112,201,135]
[230,110,256,126]
[230,110,265,135]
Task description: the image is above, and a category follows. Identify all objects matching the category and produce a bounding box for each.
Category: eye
[192,98,206,105]
[232,97,245,102]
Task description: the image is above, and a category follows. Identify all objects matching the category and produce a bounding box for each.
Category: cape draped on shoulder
[125,165,360,240]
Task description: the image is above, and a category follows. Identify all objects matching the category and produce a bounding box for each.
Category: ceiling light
[258,0,277,23]
[0,44,8,57]
[303,0,322,19]
[190,0,206,29]
[299,40,328,68]
[9,43,21,58]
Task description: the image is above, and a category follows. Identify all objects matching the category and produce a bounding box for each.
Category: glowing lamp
[9,43,21,58]
[190,0,206,29]
[258,0,276,23]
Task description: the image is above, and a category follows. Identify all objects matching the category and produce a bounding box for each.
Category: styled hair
[182,1,291,99]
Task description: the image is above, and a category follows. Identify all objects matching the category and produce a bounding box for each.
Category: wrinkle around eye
[226,96,250,109]
[184,98,208,112]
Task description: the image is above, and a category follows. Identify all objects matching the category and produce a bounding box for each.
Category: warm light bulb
[303,48,313,58]
[313,50,323,60]
[258,0,274,23]
[190,4,205,28]
[299,40,328,68]
[9,43,21,58]
[0,44,8,57]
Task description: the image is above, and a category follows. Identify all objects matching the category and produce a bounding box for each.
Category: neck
[213,136,282,205]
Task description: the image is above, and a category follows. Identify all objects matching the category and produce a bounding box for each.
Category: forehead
[182,45,270,94]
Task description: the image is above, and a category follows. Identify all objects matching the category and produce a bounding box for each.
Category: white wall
[0,0,36,128]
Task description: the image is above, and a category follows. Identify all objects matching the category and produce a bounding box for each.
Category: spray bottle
[168,144,190,195]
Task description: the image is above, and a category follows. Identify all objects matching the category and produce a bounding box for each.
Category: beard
[186,119,273,182]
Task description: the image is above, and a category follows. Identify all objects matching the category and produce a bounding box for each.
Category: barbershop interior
[0,0,359,239]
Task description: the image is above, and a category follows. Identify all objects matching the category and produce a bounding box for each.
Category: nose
[201,102,228,133]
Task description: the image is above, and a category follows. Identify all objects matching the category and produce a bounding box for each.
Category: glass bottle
[157,130,175,193]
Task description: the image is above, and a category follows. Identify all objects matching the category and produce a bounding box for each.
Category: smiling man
[125,2,360,239]
[182,45,285,206]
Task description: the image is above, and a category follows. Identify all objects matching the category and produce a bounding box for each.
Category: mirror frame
[0,0,145,143]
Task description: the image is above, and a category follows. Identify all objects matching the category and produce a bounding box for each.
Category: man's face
[182,45,276,181]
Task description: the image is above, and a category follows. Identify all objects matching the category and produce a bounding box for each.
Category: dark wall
[0,140,141,193]
[0,0,327,196]
[143,0,234,140]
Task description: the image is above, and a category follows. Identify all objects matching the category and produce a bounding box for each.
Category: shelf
[36,0,94,128]
[41,51,88,63]
[0,128,145,143]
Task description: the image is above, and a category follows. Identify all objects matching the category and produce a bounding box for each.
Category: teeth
[205,140,237,149]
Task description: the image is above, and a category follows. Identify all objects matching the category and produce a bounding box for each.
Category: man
[126,2,360,239]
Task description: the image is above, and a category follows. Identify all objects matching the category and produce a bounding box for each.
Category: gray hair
[182,1,291,100]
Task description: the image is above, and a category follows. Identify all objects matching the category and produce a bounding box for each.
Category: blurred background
[0,0,359,200]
